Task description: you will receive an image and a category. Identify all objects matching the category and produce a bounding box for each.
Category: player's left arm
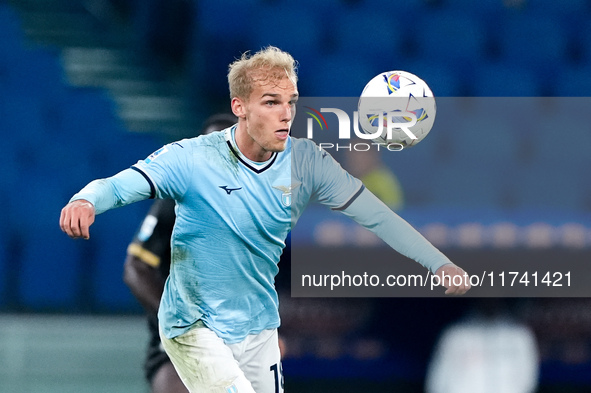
[340,188,470,295]
[299,139,469,295]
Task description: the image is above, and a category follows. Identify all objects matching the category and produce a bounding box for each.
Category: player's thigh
[233,329,283,393]
[151,361,189,393]
[160,322,255,393]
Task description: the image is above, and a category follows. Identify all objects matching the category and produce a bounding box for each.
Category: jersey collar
[225,126,278,174]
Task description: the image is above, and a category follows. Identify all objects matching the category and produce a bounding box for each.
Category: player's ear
[231,97,246,119]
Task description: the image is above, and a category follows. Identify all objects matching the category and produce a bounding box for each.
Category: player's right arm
[60,140,191,240]
[60,199,96,239]
[60,168,154,239]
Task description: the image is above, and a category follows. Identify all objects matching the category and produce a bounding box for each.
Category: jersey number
[270,363,284,393]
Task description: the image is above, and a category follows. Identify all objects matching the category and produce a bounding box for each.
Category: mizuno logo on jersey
[219,185,242,195]
[273,182,300,207]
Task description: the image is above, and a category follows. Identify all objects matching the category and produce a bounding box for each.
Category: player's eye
[265,100,277,106]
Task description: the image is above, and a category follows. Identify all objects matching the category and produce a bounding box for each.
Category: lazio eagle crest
[273,183,300,207]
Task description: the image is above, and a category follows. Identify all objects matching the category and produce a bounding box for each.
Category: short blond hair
[228,46,298,100]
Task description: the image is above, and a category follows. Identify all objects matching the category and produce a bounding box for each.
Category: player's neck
[234,124,273,162]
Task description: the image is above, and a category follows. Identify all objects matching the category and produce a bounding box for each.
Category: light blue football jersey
[70,124,452,343]
[131,127,362,343]
[290,137,365,227]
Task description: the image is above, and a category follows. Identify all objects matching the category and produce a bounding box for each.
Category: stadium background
[1,0,591,392]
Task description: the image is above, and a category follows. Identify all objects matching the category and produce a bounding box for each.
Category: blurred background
[1,0,591,392]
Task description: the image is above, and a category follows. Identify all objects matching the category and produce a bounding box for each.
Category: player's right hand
[60,199,96,239]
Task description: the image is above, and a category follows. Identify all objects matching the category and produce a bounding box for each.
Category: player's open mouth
[275,129,289,140]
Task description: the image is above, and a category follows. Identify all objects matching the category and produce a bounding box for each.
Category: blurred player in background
[124,114,236,393]
[343,146,405,210]
[60,46,470,393]
[426,299,539,393]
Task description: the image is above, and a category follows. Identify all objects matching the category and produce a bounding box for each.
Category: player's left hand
[435,264,471,295]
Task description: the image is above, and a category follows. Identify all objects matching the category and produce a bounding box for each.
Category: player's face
[233,71,298,161]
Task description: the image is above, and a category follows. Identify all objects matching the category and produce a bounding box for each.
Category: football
[357,70,436,148]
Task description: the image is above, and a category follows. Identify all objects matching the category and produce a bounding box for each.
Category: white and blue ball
[358,70,436,148]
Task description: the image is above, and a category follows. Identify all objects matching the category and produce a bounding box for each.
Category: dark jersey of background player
[123,114,236,393]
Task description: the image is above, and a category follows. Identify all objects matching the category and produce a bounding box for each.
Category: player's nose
[280,103,292,122]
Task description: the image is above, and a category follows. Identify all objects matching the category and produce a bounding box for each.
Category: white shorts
[160,321,283,393]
